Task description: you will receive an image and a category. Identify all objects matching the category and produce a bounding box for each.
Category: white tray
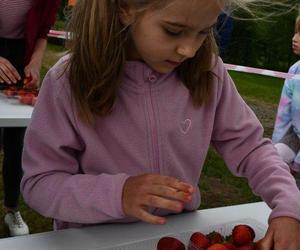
[95,218,267,250]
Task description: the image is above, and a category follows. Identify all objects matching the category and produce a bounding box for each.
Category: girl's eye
[164,29,182,36]
[198,30,210,36]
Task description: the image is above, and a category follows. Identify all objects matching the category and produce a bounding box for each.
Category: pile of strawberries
[157,224,263,250]
[1,85,38,106]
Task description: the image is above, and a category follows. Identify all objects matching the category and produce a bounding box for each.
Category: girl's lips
[166,60,181,66]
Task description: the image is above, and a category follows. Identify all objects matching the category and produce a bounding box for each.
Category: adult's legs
[2,127,26,210]
[0,37,29,236]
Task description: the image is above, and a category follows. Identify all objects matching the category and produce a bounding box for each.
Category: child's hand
[0,56,21,84]
[122,174,194,225]
[260,217,300,249]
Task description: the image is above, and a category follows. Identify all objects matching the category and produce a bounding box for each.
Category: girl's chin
[294,50,300,56]
[293,48,300,56]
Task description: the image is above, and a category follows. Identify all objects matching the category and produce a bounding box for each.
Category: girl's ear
[119,1,136,26]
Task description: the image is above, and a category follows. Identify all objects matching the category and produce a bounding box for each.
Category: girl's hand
[122,174,194,225]
[260,217,300,249]
[0,56,20,84]
[24,62,41,88]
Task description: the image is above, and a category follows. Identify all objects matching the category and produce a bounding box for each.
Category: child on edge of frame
[21,0,300,249]
[272,15,300,190]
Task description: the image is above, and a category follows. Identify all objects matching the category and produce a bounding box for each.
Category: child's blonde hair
[65,0,285,123]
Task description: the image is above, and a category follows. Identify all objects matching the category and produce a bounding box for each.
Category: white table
[0,94,33,127]
[0,202,271,250]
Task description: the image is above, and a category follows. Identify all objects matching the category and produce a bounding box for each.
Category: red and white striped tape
[225,63,300,80]
[48,30,300,80]
[48,30,67,40]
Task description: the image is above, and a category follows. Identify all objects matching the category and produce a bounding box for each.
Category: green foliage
[224,9,299,72]
[57,0,69,21]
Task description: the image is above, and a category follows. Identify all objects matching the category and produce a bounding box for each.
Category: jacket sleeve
[272,79,293,143]
[37,0,61,39]
[211,59,300,223]
[21,60,130,224]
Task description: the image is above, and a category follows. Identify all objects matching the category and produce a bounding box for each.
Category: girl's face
[293,28,300,56]
[124,0,223,73]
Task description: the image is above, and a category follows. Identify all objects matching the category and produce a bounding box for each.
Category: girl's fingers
[260,230,274,250]
[156,176,194,194]
[148,185,192,203]
[136,207,166,225]
[142,194,183,213]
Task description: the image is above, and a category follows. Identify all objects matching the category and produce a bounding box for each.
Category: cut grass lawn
[0,43,286,237]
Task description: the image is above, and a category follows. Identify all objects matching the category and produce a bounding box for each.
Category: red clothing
[25,0,61,65]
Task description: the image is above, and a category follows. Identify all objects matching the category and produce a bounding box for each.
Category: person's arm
[24,0,61,87]
[272,79,293,143]
[211,58,300,249]
[21,58,130,224]
[24,38,47,87]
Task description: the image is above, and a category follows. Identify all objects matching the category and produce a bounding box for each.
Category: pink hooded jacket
[21,56,300,230]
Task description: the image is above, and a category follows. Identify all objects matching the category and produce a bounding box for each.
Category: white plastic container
[97,218,267,250]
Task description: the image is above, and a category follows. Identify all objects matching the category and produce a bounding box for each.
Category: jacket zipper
[148,85,160,173]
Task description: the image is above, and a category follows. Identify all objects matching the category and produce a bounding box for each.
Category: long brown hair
[66,0,219,123]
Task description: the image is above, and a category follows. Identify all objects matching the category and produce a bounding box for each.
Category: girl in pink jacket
[21,1,300,249]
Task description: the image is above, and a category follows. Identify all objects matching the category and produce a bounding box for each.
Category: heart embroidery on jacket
[180,119,192,134]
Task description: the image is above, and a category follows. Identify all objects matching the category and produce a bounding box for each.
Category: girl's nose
[293,33,299,42]
[176,43,198,58]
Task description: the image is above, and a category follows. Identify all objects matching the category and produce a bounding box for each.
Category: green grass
[0,44,286,237]
[230,71,284,104]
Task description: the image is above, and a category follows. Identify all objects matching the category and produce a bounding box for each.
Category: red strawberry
[31,96,38,106]
[232,225,255,246]
[3,89,17,96]
[223,242,237,250]
[207,243,227,250]
[236,241,255,250]
[20,94,34,105]
[207,231,224,244]
[157,237,185,250]
[189,232,211,250]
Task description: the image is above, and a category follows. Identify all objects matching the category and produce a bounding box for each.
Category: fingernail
[159,218,166,225]
[185,195,192,202]
[176,203,183,210]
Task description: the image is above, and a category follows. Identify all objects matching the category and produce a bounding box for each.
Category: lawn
[0,43,285,238]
